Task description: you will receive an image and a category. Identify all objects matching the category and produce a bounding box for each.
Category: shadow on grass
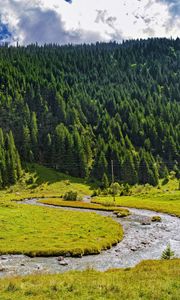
[24,163,97,191]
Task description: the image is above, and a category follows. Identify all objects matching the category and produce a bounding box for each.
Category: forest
[0,38,179,188]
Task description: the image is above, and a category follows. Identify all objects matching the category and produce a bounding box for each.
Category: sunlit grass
[0,163,94,203]
[0,165,179,216]
[0,260,179,299]
[92,176,180,217]
[93,191,180,217]
[0,203,123,257]
[39,198,130,215]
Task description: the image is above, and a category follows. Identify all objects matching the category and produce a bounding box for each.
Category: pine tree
[31,112,38,159]
[6,132,18,184]
[102,173,109,189]
[22,125,31,161]
[121,152,138,185]
[161,244,175,260]
[0,130,22,186]
[73,129,88,178]
[92,151,108,180]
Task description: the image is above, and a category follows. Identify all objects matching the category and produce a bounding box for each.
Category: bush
[162,177,169,185]
[101,189,108,195]
[151,216,162,222]
[65,180,70,186]
[116,211,130,218]
[26,176,35,185]
[91,189,101,197]
[63,191,78,201]
[110,182,121,195]
[120,183,131,196]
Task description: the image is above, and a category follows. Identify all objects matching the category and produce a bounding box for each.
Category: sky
[0,0,179,45]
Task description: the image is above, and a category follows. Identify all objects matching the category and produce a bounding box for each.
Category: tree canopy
[0,38,179,186]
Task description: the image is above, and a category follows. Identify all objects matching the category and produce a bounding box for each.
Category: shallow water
[0,199,180,278]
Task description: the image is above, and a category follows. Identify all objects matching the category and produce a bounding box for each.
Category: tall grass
[0,260,179,299]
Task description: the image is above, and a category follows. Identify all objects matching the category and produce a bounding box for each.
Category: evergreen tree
[121,152,138,185]
[31,112,38,159]
[102,173,109,189]
[0,129,22,187]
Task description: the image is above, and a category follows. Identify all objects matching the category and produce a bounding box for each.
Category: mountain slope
[0,38,179,185]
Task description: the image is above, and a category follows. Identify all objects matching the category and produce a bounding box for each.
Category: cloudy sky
[0,0,179,45]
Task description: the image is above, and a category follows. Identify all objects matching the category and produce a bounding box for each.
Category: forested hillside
[0,38,179,186]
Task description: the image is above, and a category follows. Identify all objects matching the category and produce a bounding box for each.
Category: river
[0,198,180,278]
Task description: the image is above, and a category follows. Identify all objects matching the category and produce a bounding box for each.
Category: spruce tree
[102,173,109,189]
[121,152,138,185]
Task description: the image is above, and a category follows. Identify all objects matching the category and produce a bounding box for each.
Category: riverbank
[0,199,180,278]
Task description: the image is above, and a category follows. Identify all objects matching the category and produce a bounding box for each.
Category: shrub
[91,189,101,197]
[63,191,78,201]
[151,216,162,222]
[65,180,70,186]
[116,211,130,218]
[101,189,108,195]
[26,176,35,185]
[120,183,131,196]
[6,282,19,292]
[162,177,169,185]
[110,182,121,195]
[113,209,130,218]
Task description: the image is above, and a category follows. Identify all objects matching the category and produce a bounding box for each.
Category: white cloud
[0,0,179,45]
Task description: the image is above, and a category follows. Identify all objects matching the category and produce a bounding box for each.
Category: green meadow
[0,260,179,300]
[93,191,180,217]
[0,164,93,202]
[92,178,180,217]
[0,164,179,220]
[0,203,123,257]
[0,164,180,300]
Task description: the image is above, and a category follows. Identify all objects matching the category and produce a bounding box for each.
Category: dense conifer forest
[0,38,179,187]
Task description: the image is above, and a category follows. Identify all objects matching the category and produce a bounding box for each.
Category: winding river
[0,198,180,278]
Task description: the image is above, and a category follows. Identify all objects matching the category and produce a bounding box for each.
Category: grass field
[0,164,179,219]
[0,259,179,300]
[0,164,179,259]
[93,191,180,217]
[92,177,180,217]
[39,198,130,215]
[0,163,93,203]
[0,203,123,257]
[0,165,180,299]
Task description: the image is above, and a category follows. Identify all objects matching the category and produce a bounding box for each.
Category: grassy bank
[38,198,130,216]
[93,191,180,217]
[0,203,123,257]
[0,260,179,299]
[92,177,180,217]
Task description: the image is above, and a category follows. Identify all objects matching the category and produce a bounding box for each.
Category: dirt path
[0,198,180,278]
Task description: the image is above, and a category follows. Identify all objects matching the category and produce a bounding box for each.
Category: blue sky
[0,23,11,42]
[0,0,179,45]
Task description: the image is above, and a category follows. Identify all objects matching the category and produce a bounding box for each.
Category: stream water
[0,198,180,278]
